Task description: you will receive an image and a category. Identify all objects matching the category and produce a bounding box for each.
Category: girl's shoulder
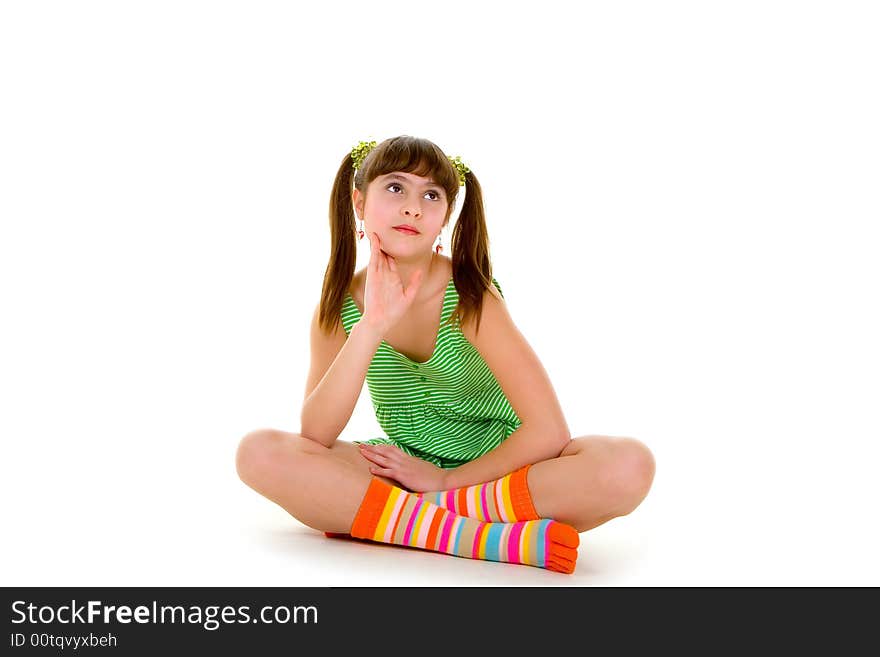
[454,274,505,339]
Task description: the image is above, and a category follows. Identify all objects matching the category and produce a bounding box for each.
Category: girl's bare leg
[235,429,399,533]
[527,435,656,532]
[237,430,655,535]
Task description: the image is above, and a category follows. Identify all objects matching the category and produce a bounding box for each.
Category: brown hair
[318,135,495,336]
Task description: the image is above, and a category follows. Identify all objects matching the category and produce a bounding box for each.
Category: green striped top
[340,276,522,468]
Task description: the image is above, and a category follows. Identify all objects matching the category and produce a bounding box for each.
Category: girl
[236,135,655,575]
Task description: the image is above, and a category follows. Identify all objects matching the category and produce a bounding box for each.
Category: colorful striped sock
[350,478,579,574]
[419,464,539,522]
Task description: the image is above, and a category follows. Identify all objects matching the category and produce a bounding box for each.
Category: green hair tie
[351,140,377,170]
[448,155,470,186]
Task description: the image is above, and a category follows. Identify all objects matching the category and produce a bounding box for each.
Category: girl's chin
[376,231,432,255]
[382,246,431,260]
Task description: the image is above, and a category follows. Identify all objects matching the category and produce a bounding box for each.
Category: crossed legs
[235,430,654,534]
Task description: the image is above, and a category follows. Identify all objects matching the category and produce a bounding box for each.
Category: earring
[357,218,364,240]
[435,231,443,254]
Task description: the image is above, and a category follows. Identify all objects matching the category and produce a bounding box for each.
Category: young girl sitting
[236,135,655,574]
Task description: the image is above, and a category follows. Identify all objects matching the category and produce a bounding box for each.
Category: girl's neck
[394,251,447,304]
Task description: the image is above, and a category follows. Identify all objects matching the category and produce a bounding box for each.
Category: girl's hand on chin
[361,232,423,337]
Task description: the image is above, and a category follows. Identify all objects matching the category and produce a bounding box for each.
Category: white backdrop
[2,1,878,586]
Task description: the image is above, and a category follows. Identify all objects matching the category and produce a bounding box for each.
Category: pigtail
[318,152,358,334]
[449,168,495,336]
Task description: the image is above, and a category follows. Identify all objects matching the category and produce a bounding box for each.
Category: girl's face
[353,170,449,257]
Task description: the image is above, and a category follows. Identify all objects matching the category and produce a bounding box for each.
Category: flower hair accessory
[350,139,470,186]
[447,155,470,185]
[351,140,377,170]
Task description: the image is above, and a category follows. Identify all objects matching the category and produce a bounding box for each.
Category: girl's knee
[235,428,317,486]
[608,437,655,513]
[236,429,279,485]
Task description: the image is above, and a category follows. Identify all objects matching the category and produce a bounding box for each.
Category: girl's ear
[352,188,364,219]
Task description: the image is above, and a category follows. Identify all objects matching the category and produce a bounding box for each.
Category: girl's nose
[403,205,421,218]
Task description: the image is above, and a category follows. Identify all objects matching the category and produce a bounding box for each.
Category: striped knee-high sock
[350,477,579,574]
[419,464,539,522]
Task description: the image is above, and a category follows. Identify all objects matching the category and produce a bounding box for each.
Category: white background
[1,1,878,586]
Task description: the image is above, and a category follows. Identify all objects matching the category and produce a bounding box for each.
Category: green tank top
[340,276,522,468]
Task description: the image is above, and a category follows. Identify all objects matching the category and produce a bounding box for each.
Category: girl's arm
[300,305,383,448]
[445,286,571,488]
[301,233,421,447]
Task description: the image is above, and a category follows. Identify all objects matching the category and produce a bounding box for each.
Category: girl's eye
[386,184,442,201]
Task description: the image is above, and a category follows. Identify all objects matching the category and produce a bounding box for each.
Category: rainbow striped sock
[419,464,539,522]
[350,478,579,574]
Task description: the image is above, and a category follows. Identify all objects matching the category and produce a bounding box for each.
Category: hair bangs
[361,136,460,203]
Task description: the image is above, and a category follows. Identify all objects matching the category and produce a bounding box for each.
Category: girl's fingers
[371,234,384,274]
[367,452,390,467]
[376,244,386,273]
[368,233,378,272]
[360,445,394,465]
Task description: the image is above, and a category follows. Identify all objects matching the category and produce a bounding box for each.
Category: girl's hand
[360,232,423,338]
[358,443,448,493]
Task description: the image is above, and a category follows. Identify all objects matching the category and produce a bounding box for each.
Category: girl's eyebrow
[382,174,441,188]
